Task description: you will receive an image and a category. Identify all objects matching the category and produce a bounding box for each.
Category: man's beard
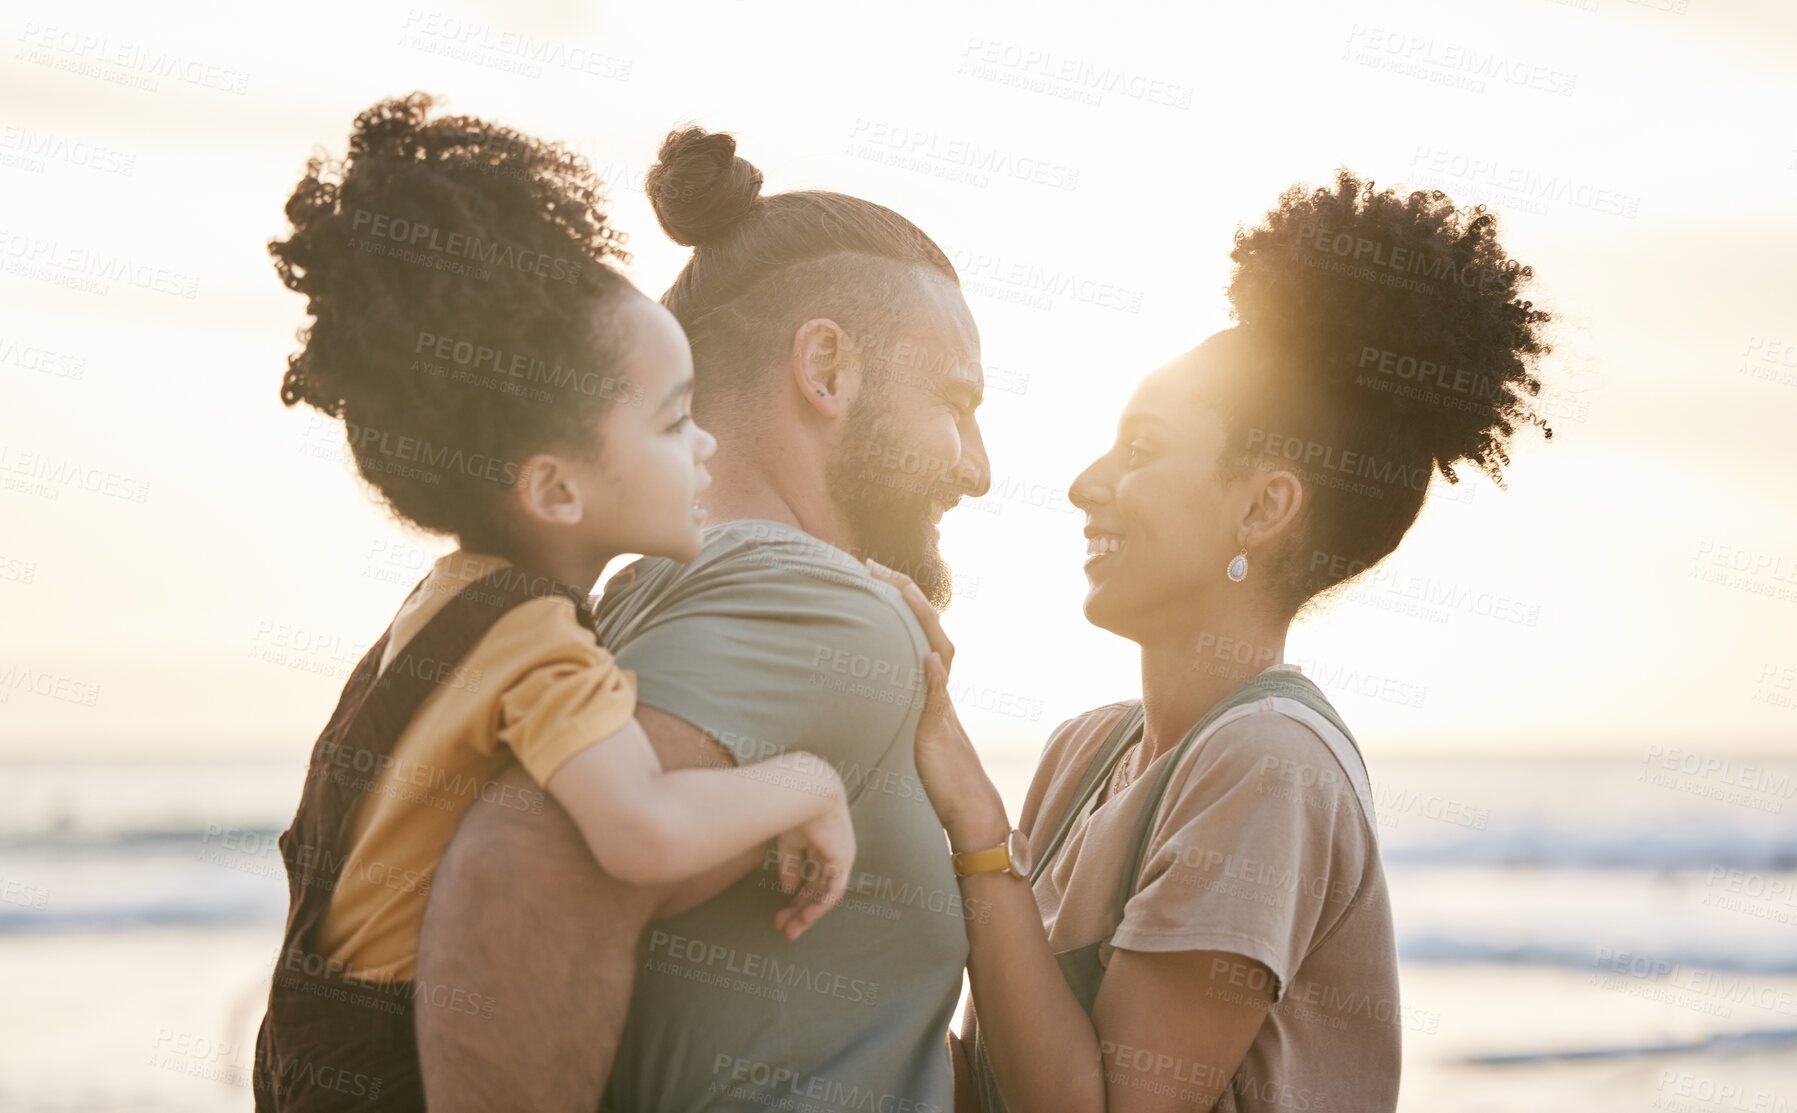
[825,398,958,611]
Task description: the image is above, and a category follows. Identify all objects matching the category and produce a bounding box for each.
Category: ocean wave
[1462,1026,1797,1065]
[0,897,275,935]
[15,819,1796,872]
[1399,934,1797,975]
[1381,824,1797,872]
[0,823,288,853]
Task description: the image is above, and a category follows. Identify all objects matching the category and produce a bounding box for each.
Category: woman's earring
[1226,548,1248,582]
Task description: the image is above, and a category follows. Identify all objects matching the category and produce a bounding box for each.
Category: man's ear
[789,318,861,414]
[516,452,584,526]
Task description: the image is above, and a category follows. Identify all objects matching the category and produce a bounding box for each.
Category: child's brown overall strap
[254,565,594,1113]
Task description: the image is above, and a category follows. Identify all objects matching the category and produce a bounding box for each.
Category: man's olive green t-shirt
[593,518,969,1113]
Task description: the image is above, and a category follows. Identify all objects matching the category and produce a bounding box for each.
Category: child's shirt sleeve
[495,615,638,785]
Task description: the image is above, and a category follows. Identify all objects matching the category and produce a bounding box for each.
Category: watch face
[1006,828,1033,878]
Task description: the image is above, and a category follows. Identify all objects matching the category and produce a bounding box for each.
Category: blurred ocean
[2,750,1794,1112]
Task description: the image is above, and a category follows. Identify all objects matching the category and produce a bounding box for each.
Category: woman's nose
[1068,459,1109,513]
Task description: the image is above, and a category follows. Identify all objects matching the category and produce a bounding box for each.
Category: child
[251,94,855,1112]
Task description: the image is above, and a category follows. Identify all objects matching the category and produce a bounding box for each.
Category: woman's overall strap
[1028,701,1146,886]
[1246,671,1375,826]
[1112,669,1358,919]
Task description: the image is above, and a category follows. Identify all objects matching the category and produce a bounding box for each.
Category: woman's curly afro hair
[269,92,636,545]
[1200,169,1554,615]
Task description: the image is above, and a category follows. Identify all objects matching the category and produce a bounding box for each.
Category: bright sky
[2,0,1794,760]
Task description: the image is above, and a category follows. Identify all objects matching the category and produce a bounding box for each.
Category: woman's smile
[1083,529,1126,570]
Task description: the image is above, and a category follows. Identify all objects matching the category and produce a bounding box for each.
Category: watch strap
[952,842,1012,878]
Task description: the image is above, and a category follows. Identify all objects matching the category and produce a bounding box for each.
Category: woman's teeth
[1086,535,1124,558]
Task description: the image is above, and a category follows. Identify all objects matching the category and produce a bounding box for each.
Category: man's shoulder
[595,518,926,666]
[700,518,888,592]
[702,517,853,558]
[606,519,893,603]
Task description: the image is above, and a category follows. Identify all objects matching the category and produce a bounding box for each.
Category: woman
[871,172,1553,1111]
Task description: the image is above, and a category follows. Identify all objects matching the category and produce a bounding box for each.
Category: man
[416,126,991,1112]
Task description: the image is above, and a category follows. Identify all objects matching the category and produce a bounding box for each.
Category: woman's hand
[864,559,1007,845]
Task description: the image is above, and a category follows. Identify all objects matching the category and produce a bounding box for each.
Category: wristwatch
[952,827,1032,880]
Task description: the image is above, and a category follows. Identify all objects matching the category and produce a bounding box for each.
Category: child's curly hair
[1206,169,1554,615]
[269,92,637,545]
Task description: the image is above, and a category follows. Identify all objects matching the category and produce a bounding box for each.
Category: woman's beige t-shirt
[1014,665,1403,1112]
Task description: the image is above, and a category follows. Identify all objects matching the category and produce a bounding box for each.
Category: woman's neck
[1137,615,1289,765]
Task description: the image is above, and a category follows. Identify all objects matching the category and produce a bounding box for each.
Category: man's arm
[635,703,789,919]
[416,704,772,1113]
[425,538,926,1111]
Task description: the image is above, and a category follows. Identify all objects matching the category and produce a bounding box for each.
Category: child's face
[579,295,716,563]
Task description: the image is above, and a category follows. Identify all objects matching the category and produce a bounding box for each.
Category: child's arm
[544,716,855,939]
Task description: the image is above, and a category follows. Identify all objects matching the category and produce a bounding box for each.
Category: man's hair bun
[645,126,764,248]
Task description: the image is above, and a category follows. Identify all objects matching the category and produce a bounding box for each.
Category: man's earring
[1226,548,1248,582]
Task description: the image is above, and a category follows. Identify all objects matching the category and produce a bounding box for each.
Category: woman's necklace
[1109,739,1145,796]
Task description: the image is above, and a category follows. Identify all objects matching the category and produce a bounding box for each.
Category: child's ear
[516,452,583,526]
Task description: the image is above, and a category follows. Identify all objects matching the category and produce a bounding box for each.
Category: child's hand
[770,778,855,941]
